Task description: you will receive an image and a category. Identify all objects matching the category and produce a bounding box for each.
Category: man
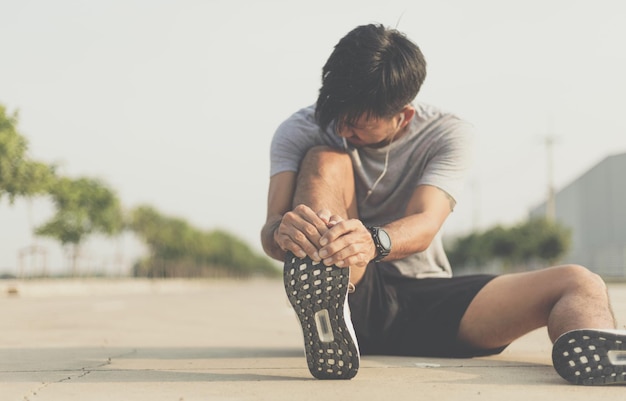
[261,24,623,384]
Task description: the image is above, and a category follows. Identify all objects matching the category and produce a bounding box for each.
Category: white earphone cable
[364,114,404,201]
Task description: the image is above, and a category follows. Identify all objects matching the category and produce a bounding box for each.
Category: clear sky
[1,0,625,275]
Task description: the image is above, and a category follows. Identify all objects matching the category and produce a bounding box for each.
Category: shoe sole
[283,252,359,379]
[552,329,626,385]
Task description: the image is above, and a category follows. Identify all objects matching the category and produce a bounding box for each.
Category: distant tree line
[129,206,279,278]
[446,218,572,272]
[0,103,279,278]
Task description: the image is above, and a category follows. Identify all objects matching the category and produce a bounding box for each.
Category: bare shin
[292,146,358,220]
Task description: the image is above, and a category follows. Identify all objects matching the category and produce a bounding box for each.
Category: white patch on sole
[608,350,626,365]
[314,309,334,343]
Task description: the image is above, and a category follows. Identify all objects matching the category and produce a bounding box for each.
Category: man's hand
[274,204,332,261]
[274,205,377,269]
[317,217,377,269]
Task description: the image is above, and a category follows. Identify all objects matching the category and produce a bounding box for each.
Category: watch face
[378,229,391,250]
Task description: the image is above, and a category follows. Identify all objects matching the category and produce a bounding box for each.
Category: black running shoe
[552,329,626,385]
[283,252,360,380]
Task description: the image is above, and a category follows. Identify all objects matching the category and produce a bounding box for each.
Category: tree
[0,104,54,202]
[515,217,571,264]
[35,177,124,275]
[129,205,280,278]
[447,217,571,272]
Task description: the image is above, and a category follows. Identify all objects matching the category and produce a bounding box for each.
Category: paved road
[1,278,625,400]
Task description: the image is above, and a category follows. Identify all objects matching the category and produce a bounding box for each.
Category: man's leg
[457,264,624,384]
[458,264,615,347]
[284,147,361,380]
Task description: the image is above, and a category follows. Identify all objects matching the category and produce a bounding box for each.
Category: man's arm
[318,184,453,268]
[261,171,296,261]
[382,184,454,260]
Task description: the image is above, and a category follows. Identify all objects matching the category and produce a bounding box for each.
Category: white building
[530,153,626,277]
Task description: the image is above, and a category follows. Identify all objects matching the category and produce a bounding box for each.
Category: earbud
[397,114,405,129]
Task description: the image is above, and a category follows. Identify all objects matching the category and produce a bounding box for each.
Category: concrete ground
[1,277,625,401]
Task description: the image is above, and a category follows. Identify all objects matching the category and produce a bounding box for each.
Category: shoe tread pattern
[283,252,359,379]
[552,329,626,385]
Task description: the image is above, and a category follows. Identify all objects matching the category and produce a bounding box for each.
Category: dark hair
[315,24,427,131]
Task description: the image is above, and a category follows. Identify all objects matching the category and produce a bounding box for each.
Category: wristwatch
[366,226,391,262]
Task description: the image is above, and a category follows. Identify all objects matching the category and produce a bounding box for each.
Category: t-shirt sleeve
[417,117,474,204]
[269,106,328,177]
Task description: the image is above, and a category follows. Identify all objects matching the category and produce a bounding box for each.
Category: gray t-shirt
[270,102,474,278]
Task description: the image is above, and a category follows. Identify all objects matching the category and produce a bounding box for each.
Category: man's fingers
[321,240,370,269]
[294,205,330,237]
[318,219,372,267]
[327,214,344,227]
[276,222,319,259]
[276,206,330,261]
[319,218,359,245]
[317,209,331,225]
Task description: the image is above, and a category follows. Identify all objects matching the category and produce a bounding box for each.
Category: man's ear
[400,105,416,128]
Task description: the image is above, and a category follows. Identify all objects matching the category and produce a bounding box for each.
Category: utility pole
[545,135,556,222]
[471,179,481,232]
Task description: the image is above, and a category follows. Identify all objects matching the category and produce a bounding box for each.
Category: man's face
[337,113,405,148]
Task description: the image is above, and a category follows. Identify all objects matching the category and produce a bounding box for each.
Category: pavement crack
[22,349,138,400]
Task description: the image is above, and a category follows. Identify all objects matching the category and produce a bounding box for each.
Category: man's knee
[558,264,608,296]
[294,146,357,218]
[300,146,353,178]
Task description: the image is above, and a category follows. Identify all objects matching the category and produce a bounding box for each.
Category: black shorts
[348,262,507,358]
